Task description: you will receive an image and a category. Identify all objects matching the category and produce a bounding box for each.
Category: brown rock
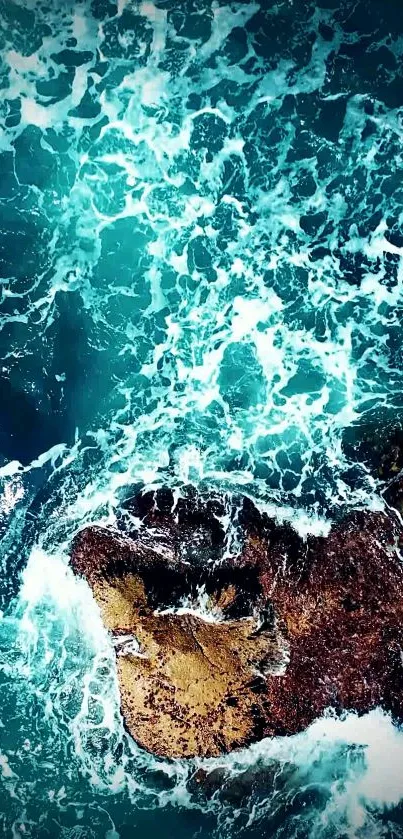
[72,524,287,758]
[70,490,403,758]
[253,510,403,733]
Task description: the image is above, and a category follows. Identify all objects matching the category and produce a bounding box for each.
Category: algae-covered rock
[71,517,287,758]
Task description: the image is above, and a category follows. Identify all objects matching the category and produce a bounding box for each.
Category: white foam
[200,709,403,836]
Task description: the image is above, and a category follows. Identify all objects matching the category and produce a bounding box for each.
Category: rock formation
[70,488,403,758]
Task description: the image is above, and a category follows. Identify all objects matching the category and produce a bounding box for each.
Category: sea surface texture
[1,0,403,836]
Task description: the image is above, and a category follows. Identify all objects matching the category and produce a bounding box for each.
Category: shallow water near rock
[1,0,403,836]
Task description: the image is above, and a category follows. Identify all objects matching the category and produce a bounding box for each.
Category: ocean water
[1,0,403,835]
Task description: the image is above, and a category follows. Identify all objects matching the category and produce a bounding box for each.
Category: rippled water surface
[1,0,403,836]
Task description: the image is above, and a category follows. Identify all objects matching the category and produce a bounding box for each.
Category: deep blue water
[1,0,403,836]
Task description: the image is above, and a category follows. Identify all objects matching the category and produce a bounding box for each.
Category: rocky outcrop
[71,522,288,757]
[70,489,403,758]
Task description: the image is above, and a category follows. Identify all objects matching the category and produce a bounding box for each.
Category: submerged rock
[70,489,403,758]
[188,763,288,804]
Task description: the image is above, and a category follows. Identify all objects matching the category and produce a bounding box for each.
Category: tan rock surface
[79,562,287,757]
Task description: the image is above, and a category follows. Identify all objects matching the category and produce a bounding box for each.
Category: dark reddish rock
[246,510,403,733]
[70,488,403,758]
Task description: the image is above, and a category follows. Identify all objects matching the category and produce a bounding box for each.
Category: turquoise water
[1,0,403,835]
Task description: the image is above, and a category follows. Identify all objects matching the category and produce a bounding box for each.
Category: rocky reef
[70,488,403,758]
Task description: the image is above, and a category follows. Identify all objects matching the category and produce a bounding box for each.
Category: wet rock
[70,489,403,759]
[252,509,403,733]
[343,422,403,513]
[187,767,229,800]
[188,763,286,805]
[71,514,286,758]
